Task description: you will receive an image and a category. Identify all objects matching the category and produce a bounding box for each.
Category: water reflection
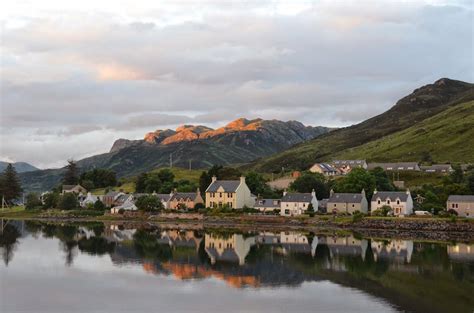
[1,220,474,313]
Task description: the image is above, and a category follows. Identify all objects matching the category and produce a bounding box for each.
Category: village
[47,159,474,219]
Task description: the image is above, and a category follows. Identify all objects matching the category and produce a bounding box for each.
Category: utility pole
[169,153,173,168]
[189,159,192,171]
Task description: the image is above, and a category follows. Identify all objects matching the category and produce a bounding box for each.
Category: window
[397,200,400,205]
[219,193,222,197]
[377,200,381,205]
[352,204,355,207]
[387,200,391,204]
[334,204,337,207]
[285,209,290,215]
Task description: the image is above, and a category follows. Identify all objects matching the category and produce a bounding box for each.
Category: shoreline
[3,213,474,242]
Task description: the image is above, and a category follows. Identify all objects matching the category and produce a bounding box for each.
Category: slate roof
[367,162,419,171]
[447,195,474,202]
[105,191,121,197]
[372,191,410,202]
[420,164,453,172]
[155,193,172,201]
[254,199,281,208]
[332,160,366,166]
[205,247,240,263]
[328,193,364,203]
[206,180,240,192]
[170,192,199,201]
[281,193,313,203]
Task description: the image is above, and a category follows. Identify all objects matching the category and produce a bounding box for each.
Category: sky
[1,0,473,169]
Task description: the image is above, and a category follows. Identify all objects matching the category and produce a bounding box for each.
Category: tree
[370,167,395,191]
[43,192,60,209]
[63,160,79,185]
[93,199,106,210]
[0,164,23,204]
[307,203,315,217]
[335,168,375,198]
[290,173,328,198]
[450,164,464,184]
[467,173,474,193]
[25,193,42,210]
[136,173,148,193]
[199,171,211,195]
[58,193,78,210]
[157,169,174,184]
[79,168,118,189]
[136,195,163,212]
[245,172,277,198]
[145,174,162,193]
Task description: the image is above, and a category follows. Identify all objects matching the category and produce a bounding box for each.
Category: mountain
[19,118,331,191]
[0,161,39,173]
[249,78,474,172]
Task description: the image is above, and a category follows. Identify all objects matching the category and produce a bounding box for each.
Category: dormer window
[377,200,381,205]
[397,200,400,205]
[387,200,391,204]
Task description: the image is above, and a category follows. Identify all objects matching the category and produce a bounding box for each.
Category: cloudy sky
[1,0,473,168]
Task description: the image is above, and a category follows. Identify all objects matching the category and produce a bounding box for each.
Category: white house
[80,192,104,208]
[371,189,413,216]
[205,176,255,209]
[280,190,318,216]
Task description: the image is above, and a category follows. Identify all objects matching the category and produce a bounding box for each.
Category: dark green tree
[335,168,376,198]
[157,169,174,184]
[145,174,162,193]
[25,192,42,210]
[63,160,79,185]
[136,195,163,212]
[199,171,211,194]
[370,167,395,191]
[450,164,464,184]
[135,173,148,193]
[290,173,328,199]
[0,164,23,204]
[42,192,60,209]
[58,193,78,210]
[93,199,106,210]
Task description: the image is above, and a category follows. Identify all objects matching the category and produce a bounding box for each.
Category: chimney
[311,188,316,199]
[373,188,377,195]
[361,189,366,197]
[211,175,217,183]
[283,189,287,197]
[240,176,246,184]
[196,187,200,195]
[406,188,410,195]
[330,189,334,197]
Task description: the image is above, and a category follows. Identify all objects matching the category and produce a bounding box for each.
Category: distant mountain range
[249,78,474,172]
[0,161,39,173]
[19,119,330,191]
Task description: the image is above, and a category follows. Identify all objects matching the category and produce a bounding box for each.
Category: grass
[333,101,474,163]
[150,167,203,183]
[92,182,136,195]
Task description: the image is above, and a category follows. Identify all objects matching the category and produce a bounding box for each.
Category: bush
[371,205,392,217]
[194,203,205,210]
[93,199,106,210]
[58,193,79,210]
[352,211,364,223]
[25,193,42,210]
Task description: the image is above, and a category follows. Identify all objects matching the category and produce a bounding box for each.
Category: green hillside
[332,101,474,163]
[249,78,474,172]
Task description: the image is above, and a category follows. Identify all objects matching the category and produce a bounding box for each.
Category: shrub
[25,193,42,210]
[58,193,79,210]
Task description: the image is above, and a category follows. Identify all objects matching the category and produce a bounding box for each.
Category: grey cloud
[1,1,473,166]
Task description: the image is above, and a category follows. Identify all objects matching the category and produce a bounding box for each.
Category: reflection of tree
[0,223,21,266]
[78,236,115,256]
[50,224,79,266]
[133,229,172,262]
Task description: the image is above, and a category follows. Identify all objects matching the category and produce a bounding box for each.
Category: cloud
[0,0,472,167]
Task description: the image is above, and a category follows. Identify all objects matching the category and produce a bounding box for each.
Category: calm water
[0,220,473,313]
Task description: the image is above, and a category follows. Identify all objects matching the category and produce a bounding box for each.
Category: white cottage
[280,190,318,216]
[371,189,413,216]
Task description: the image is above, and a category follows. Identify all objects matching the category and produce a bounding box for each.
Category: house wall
[206,191,237,208]
[327,200,367,214]
[280,196,318,216]
[371,195,413,216]
[447,201,474,218]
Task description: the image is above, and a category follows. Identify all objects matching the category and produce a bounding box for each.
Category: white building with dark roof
[420,164,453,173]
[280,190,318,216]
[367,162,420,171]
[327,189,368,214]
[447,195,474,218]
[205,176,254,209]
[371,190,413,216]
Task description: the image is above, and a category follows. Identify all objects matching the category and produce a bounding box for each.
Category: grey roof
[155,193,172,201]
[281,193,313,203]
[372,191,410,202]
[254,199,281,208]
[205,247,240,263]
[420,164,452,171]
[63,184,84,190]
[105,191,121,197]
[170,192,199,201]
[332,160,366,166]
[328,193,364,203]
[367,162,419,170]
[447,195,474,202]
[206,180,240,192]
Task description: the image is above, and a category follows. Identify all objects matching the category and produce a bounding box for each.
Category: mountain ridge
[0,161,39,173]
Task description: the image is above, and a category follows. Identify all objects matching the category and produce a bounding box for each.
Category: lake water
[0,220,473,313]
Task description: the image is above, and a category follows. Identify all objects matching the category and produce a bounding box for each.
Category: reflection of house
[254,198,281,212]
[447,243,474,261]
[278,232,318,257]
[371,190,413,216]
[158,230,202,251]
[332,160,367,175]
[62,184,87,194]
[204,233,255,265]
[309,163,338,176]
[205,176,254,209]
[371,240,413,263]
[169,189,204,210]
[327,189,368,214]
[280,190,318,216]
[322,235,368,260]
[447,195,474,218]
